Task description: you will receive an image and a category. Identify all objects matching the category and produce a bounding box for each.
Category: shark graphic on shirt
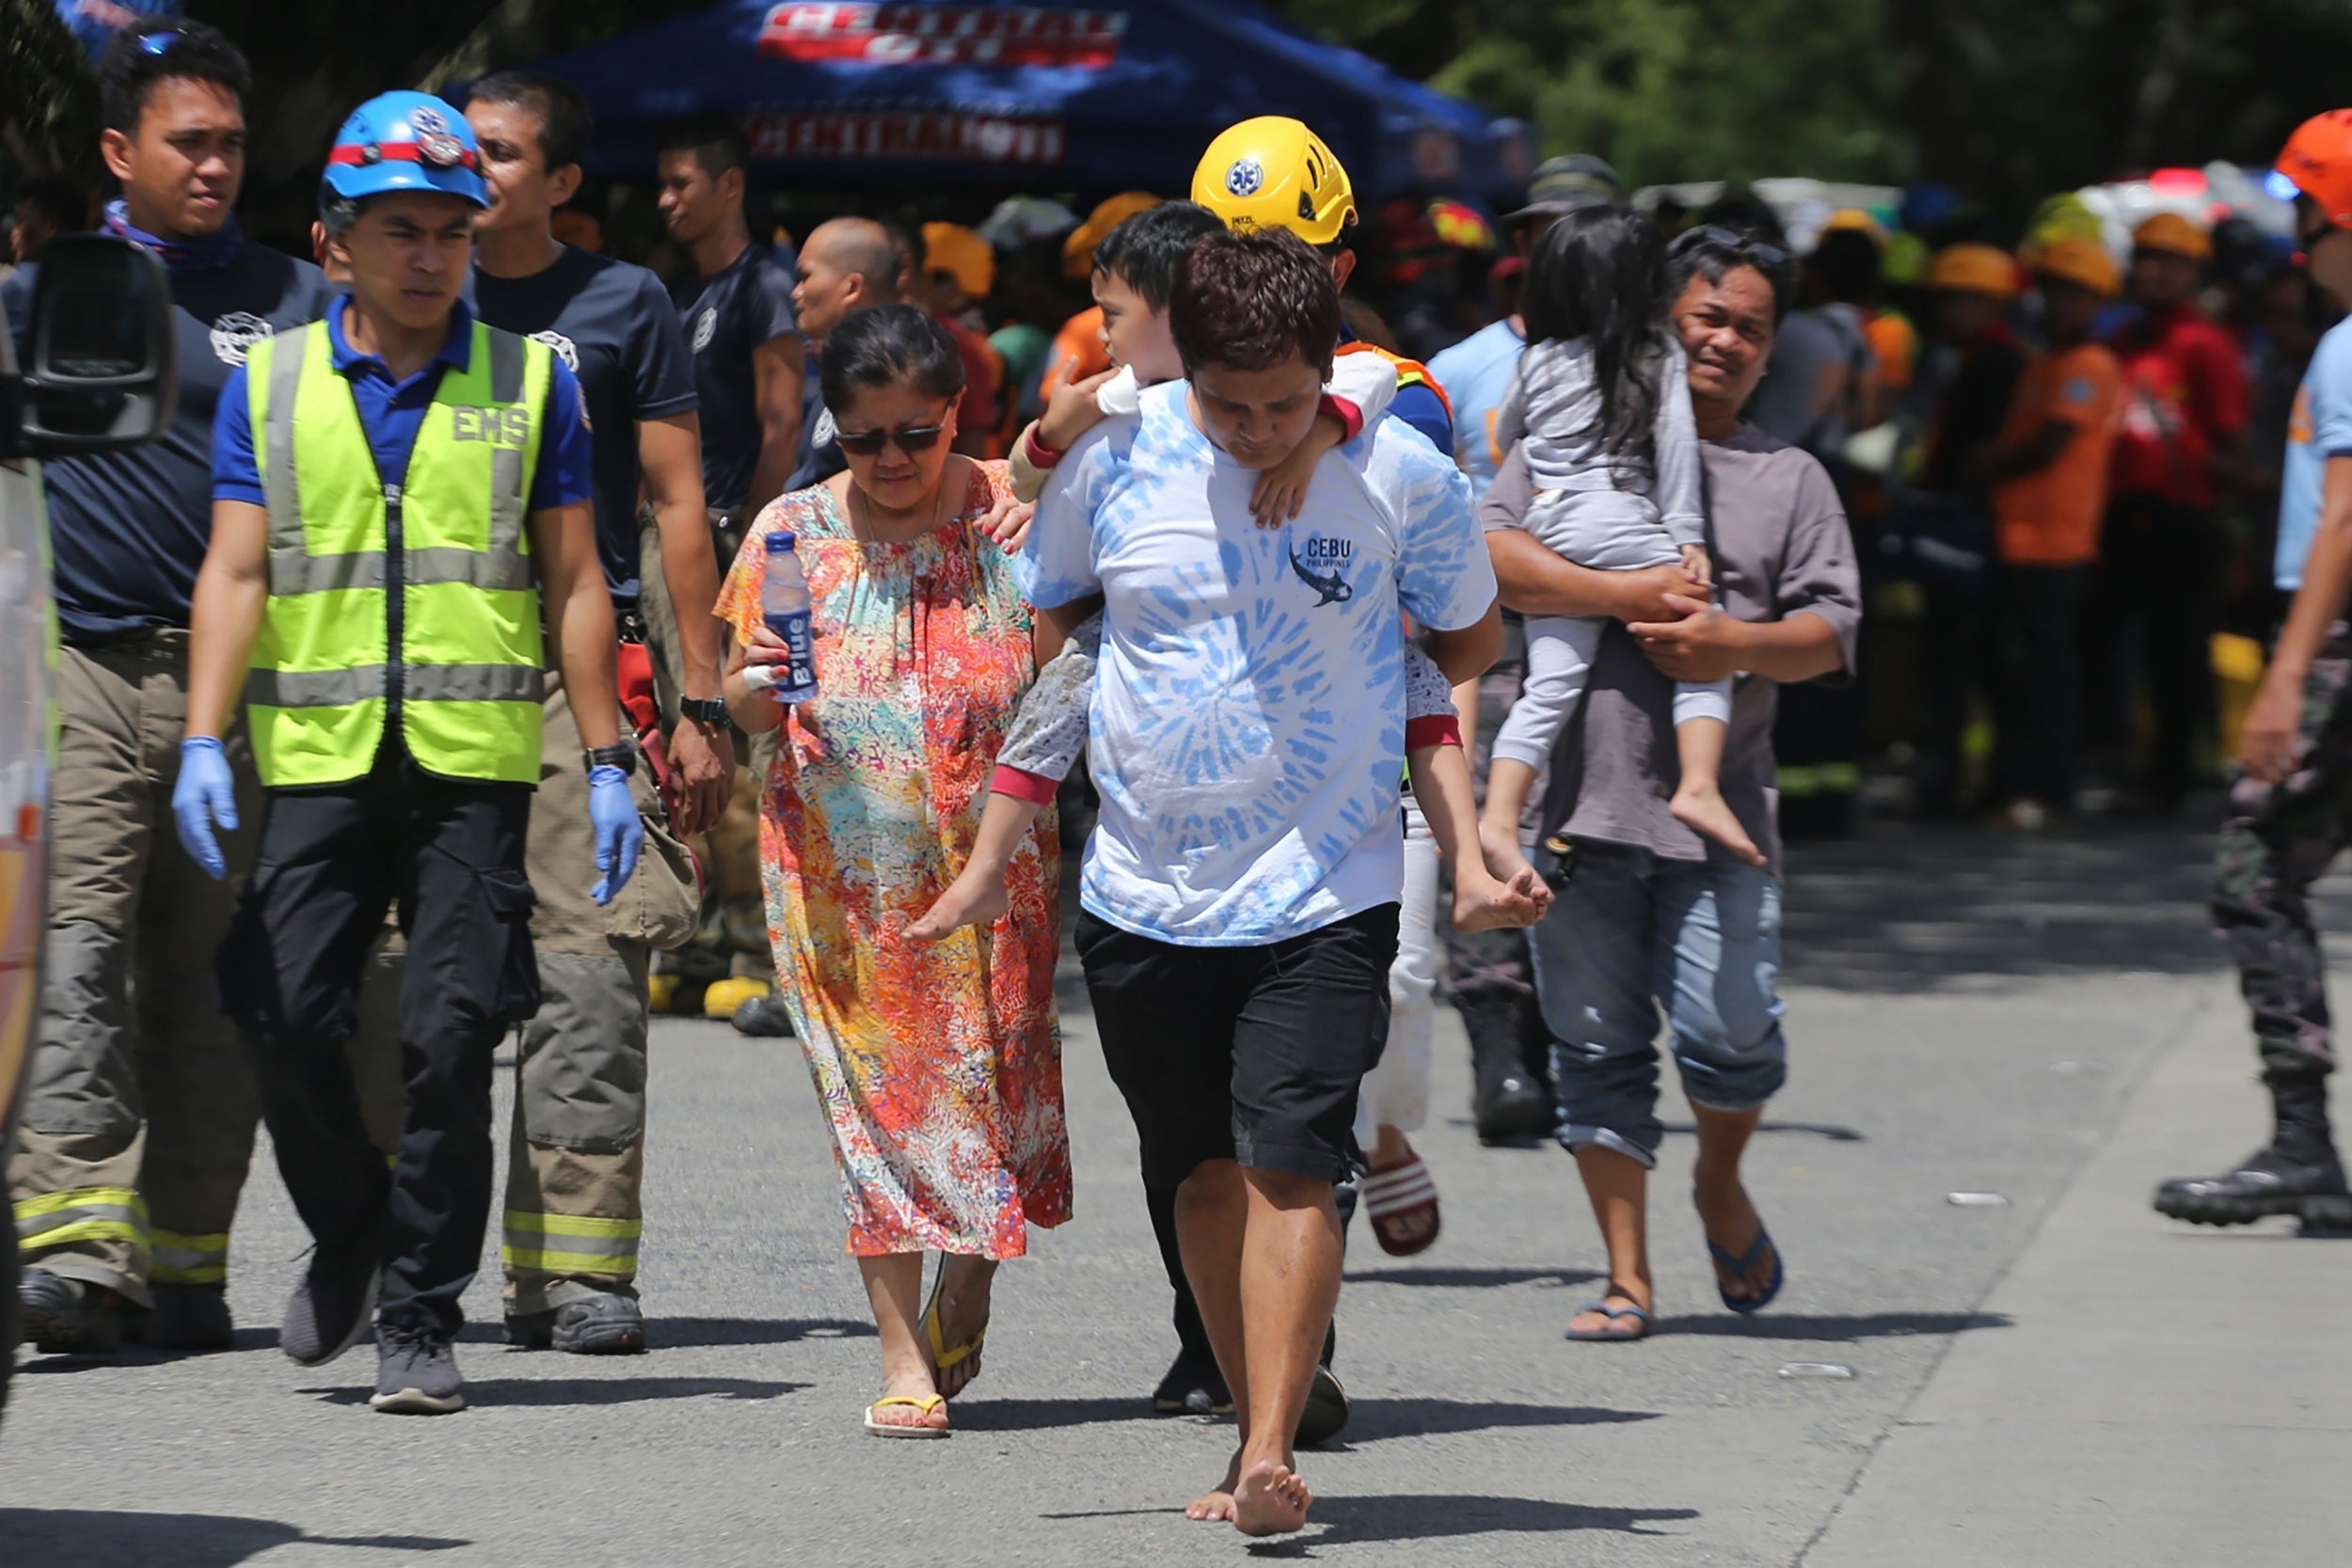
[1288,544,1354,606]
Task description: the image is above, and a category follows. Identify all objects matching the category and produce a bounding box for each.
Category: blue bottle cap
[765,531,797,552]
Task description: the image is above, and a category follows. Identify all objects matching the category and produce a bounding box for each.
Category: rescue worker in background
[654,110,803,555]
[9,21,332,1357]
[915,220,1009,457]
[175,91,634,1415]
[424,69,716,1355]
[2161,110,2352,1233]
[653,112,803,1021]
[2095,213,2249,817]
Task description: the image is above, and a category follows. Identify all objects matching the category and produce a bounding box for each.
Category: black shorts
[1075,903,1401,1189]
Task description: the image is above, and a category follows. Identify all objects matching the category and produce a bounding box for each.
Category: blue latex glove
[588,764,644,907]
[172,736,237,879]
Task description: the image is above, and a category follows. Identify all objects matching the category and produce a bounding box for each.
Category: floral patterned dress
[716,464,1070,1259]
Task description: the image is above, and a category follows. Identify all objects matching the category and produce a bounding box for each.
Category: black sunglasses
[834,422,946,457]
[1683,224,1791,267]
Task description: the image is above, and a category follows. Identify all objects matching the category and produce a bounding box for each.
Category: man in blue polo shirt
[9,21,333,1360]
[177,91,630,1416]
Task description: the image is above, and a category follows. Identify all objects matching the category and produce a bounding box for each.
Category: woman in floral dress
[718,306,1068,1437]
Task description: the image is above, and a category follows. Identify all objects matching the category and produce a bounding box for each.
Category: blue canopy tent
[516,0,1505,203]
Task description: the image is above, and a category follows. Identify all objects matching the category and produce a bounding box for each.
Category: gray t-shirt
[1480,425,1861,875]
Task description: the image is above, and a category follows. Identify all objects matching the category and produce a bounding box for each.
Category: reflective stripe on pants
[15,1185,151,1263]
[150,1227,230,1287]
[501,1210,642,1276]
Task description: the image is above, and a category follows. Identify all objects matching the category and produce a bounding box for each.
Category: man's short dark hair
[1169,228,1343,376]
[100,20,250,135]
[1093,201,1223,312]
[17,177,91,232]
[469,71,593,174]
[1668,226,1795,325]
[656,111,750,184]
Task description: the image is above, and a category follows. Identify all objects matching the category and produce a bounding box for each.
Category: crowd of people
[8,15,2352,1542]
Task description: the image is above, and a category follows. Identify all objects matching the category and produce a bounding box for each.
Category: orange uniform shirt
[1867,309,1918,396]
[1993,341,2123,567]
[1041,306,1112,402]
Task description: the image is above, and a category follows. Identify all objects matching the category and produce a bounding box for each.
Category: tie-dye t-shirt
[1024,380,1495,946]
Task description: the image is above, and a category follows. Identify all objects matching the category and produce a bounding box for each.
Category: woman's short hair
[820,302,967,418]
[1168,228,1342,377]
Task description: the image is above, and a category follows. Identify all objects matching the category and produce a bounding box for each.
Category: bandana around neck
[103,198,242,275]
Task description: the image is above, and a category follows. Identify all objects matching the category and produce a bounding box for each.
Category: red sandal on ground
[1363,1149,1441,1256]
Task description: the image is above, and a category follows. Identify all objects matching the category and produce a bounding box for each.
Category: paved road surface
[5,823,2350,1565]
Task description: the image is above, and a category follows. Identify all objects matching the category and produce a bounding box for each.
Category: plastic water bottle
[757,531,818,705]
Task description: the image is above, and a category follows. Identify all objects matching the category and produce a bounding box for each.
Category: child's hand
[1035,369,1117,454]
[1678,543,1713,589]
[1249,410,1347,529]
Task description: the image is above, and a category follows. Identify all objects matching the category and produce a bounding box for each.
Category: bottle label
[763,608,818,700]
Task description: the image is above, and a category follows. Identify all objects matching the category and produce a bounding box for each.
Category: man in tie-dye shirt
[1024,230,1498,1537]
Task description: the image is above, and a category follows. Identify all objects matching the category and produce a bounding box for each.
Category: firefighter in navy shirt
[432,71,733,1354]
[9,22,332,1358]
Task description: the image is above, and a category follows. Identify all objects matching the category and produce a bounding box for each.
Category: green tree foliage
[1280,0,2352,222]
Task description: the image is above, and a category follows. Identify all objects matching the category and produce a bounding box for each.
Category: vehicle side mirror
[16,234,177,457]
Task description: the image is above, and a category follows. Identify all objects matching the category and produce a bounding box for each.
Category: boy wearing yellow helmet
[1193,118,1456,456]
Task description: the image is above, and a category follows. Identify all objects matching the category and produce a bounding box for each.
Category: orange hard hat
[2033,236,2121,297]
[2278,109,2352,230]
[2131,212,2212,262]
[1062,191,1160,278]
[1925,243,2020,300]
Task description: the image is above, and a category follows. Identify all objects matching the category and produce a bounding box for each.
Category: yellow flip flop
[864,1394,948,1438]
[922,1264,987,1388]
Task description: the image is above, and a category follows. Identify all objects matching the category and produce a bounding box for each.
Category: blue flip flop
[1708,1227,1785,1314]
[1564,1301,1652,1342]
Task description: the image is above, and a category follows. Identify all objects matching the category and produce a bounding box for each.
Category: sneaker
[1150,1344,1233,1415]
[279,1244,381,1368]
[370,1322,467,1414]
[19,1269,127,1355]
[144,1283,234,1352]
[505,1291,646,1355]
[730,994,796,1037]
[1296,1363,1352,1447]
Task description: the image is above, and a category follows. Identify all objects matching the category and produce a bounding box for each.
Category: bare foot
[1669,785,1766,867]
[1232,1459,1313,1537]
[1693,1180,1776,1304]
[1477,816,1538,883]
[868,1370,949,1433]
[1453,865,1549,931]
[1564,1280,1653,1339]
[907,868,1010,942]
[1186,1450,1243,1523]
[926,1256,995,1399]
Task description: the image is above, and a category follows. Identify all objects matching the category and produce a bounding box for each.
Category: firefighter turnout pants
[9,635,260,1307]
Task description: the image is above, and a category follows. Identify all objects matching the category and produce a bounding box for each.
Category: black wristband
[582,740,638,776]
[679,696,730,727]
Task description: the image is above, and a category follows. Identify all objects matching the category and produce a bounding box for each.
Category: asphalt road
[5,821,2349,1566]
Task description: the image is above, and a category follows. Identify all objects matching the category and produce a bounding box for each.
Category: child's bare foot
[1671,785,1766,867]
[1232,1459,1313,1536]
[1186,1450,1243,1522]
[1477,817,1539,885]
[1454,867,1550,931]
[907,868,1010,942]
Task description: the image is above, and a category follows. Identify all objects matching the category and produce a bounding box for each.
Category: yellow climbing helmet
[1192,117,1359,245]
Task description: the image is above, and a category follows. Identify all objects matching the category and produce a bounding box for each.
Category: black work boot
[144,1283,234,1352]
[506,1291,646,1354]
[1462,997,1550,1144]
[18,1269,128,1354]
[2154,1075,2352,1230]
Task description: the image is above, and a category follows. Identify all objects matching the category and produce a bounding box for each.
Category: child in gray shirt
[1480,210,1760,867]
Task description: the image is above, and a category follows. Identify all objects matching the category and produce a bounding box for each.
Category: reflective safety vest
[245,319,551,787]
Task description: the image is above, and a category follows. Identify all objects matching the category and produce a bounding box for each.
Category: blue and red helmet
[320,91,487,215]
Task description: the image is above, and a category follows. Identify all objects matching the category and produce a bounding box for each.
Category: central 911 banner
[756,5,1129,68]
